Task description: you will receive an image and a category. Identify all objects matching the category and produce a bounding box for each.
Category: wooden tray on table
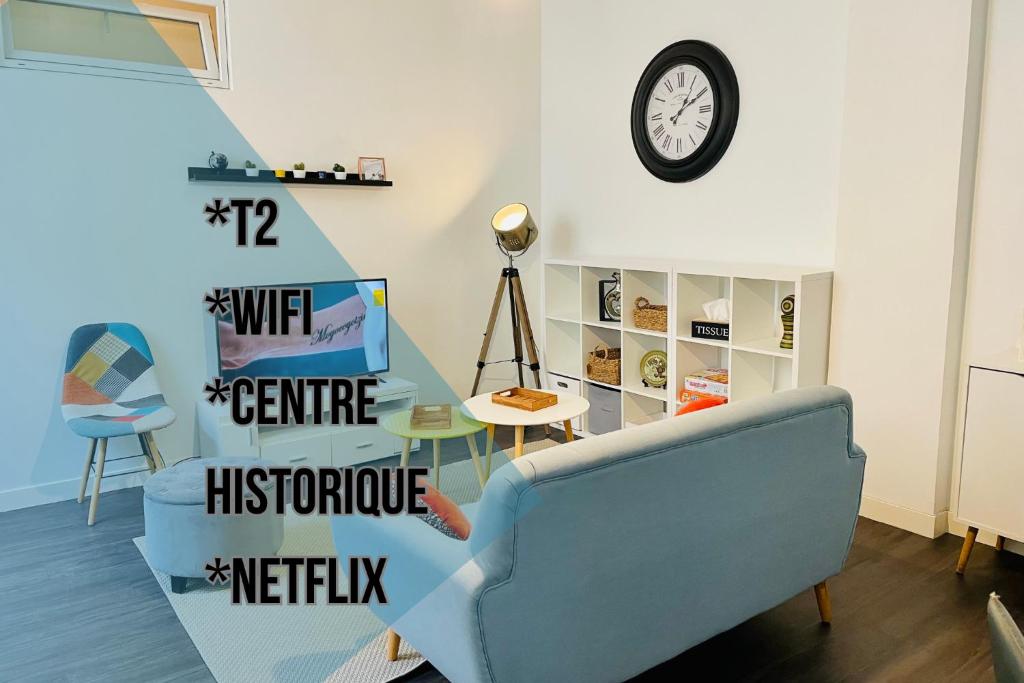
[491,387,558,412]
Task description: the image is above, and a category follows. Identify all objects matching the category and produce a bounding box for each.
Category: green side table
[381,407,488,490]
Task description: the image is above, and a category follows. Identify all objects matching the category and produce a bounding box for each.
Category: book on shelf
[410,404,451,430]
[682,368,729,399]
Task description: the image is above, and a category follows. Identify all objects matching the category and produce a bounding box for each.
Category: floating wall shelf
[187,167,393,187]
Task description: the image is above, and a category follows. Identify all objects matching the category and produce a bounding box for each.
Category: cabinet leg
[956,526,979,575]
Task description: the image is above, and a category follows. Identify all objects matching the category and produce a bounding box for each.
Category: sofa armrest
[331,511,474,624]
[852,442,867,459]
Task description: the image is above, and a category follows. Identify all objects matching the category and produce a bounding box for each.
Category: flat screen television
[214,279,388,381]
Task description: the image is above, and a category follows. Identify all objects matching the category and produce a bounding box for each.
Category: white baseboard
[0,467,149,512]
[859,495,949,538]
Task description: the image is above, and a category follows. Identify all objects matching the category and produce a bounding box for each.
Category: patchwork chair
[62,323,175,525]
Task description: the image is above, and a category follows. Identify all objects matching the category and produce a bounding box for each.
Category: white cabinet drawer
[958,367,1024,539]
[331,427,400,467]
[259,431,333,468]
[546,373,582,432]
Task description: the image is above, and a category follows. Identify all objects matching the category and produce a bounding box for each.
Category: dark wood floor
[2,427,1020,682]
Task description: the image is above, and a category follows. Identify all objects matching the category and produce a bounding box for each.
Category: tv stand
[195,376,419,467]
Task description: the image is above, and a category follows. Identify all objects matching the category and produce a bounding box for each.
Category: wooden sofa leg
[956,526,979,575]
[813,581,832,624]
[996,535,1006,552]
[386,629,401,661]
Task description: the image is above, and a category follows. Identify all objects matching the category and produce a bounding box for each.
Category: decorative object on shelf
[274,168,286,178]
[675,395,726,416]
[678,389,727,406]
[639,349,669,389]
[630,40,739,183]
[491,387,558,412]
[599,272,622,322]
[470,203,543,396]
[691,297,731,340]
[208,151,228,171]
[317,170,327,180]
[587,343,621,385]
[292,162,306,179]
[333,163,347,180]
[780,295,796,350]
[359,156,386,181]
[633,297,668,332]
[410,404,452,430]
[684,368,729,398]
[244,160,258,177]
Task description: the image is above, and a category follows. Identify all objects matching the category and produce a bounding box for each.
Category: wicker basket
[633,297,668,333]
[587,343,621,385]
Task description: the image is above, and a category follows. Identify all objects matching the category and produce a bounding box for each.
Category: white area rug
[135,441,560,683]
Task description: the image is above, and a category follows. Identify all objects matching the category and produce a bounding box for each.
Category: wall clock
[630,40,739,183]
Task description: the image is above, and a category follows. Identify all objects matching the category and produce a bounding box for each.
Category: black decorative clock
[630,40,739,183]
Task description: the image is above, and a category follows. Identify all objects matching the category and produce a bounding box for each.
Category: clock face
[645,63,715,161]
[630,40,738,183]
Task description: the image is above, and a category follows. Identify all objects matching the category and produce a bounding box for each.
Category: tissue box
[683,368,729,398]
[691,319,729,341]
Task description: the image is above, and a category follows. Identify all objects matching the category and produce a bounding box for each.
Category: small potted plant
[292,162,306,179]
[244,160,259,177]
[333,163,347,180]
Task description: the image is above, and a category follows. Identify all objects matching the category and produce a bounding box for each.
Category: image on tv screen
[215,279,388,381]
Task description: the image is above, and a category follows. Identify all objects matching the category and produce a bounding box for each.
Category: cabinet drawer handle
[289,455,308,463]
[556,381,569,389]
[356,441,374,449]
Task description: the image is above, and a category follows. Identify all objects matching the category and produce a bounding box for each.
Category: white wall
[829,0,987,536]
[0,0,540,510]
[540,0,849,267]
[211,0,542,401]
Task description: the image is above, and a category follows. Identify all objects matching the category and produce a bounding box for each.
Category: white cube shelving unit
[541,258,833,437]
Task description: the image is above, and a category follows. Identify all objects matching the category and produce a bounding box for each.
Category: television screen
[215,279,388,381]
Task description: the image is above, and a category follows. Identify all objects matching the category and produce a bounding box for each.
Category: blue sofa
[331,386,866,683]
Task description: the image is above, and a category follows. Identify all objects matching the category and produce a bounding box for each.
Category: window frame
[0,0,229,88]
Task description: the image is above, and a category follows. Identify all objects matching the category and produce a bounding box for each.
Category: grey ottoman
[143,456,283,593]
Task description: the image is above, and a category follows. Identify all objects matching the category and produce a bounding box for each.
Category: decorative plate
[639,349,669,388]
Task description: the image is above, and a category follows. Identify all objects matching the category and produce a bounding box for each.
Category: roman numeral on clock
[653,124,665,140]
[662,134,672,151]
[677,71,685,88]
[664,79,674,93]
[689,134,697,146]
[699,104,712,113]
[650,112,662,121]
[676,138,683,154]
[696,120,708,131]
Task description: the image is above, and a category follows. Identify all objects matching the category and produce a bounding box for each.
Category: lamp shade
[491,203,538,254]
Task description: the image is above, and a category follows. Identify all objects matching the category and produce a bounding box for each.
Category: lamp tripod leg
[508,269,526,388]
[471,271,509,396]
[511,271,543,390]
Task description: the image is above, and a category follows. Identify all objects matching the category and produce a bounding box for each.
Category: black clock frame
[630,40,739,183]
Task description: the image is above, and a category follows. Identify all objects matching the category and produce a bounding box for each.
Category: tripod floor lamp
[471,203,543,396]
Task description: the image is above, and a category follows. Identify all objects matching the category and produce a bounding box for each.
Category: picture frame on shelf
[598,273,621,322]
[358,156,387,181]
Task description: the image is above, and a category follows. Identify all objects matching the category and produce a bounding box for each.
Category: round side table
[381,407,488,489]
[461,390,590,465]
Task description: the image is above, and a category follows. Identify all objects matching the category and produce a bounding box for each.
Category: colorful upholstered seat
[62,323,176,438]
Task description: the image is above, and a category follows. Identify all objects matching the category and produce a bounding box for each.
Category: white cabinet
[956,365,1024,541]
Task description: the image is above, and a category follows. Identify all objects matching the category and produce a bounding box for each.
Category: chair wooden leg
[77,439,97,504]
[87,438,108,526]
[956,526,979,575]
[144,432,166,470]
[137,434,156,474]
[385,629,401,662]
[813,581,832,624]
[996,535,1006,552]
